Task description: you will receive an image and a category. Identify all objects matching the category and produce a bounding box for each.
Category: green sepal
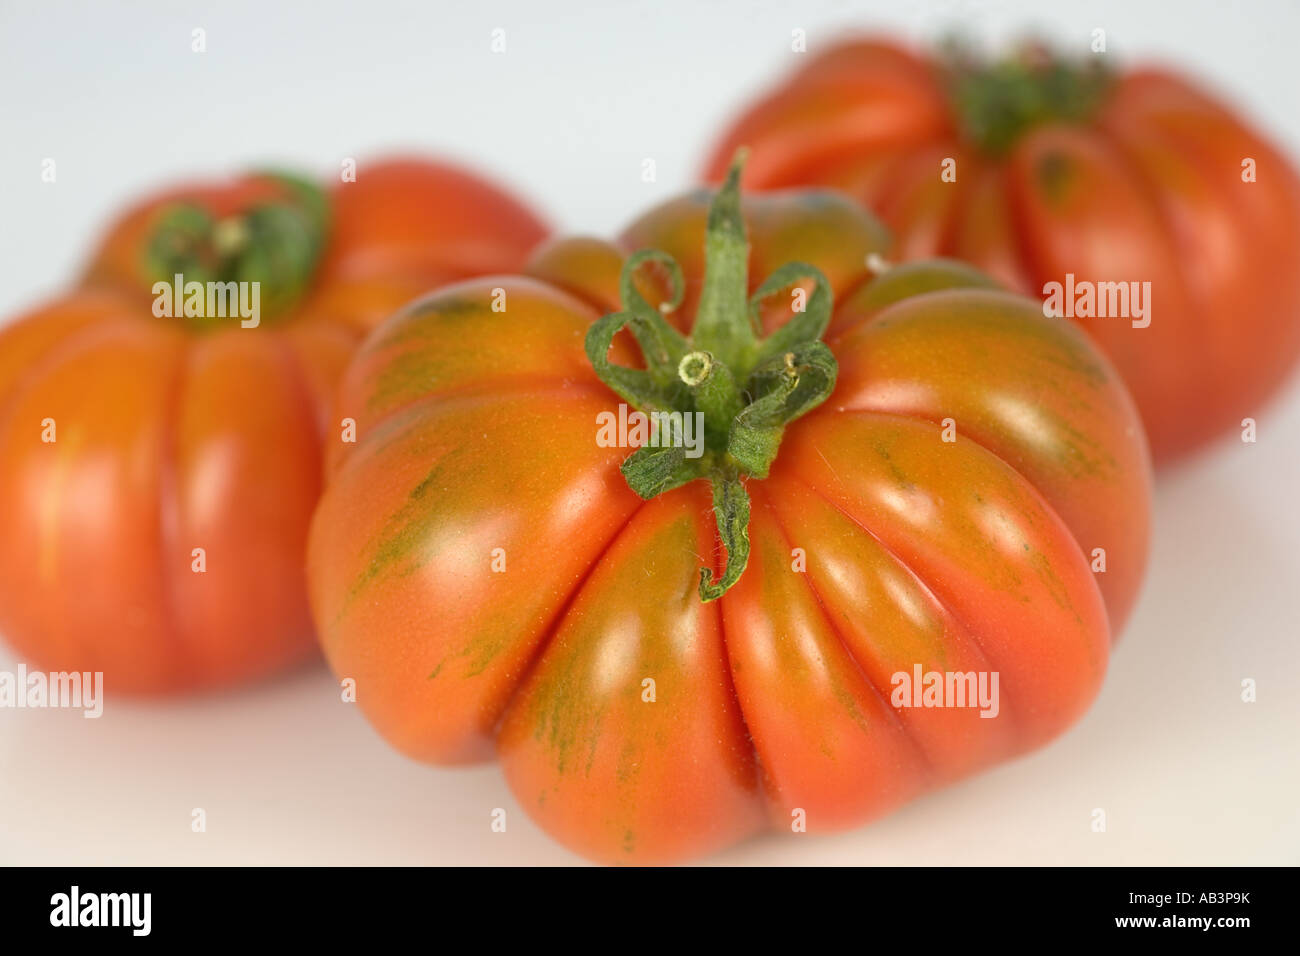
[941,37,1114,157]
[584,310,681,412]
[729,342,837,478]
[620,444,696,499]
[747,262,833,363]
[145,205,220,289]
[142,170,331,329]
[615,250,691,386]
[698,474,751,602]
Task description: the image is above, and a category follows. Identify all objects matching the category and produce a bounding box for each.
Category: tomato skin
[0,159,548,694]
[703,38,1300,463]
[317,158,549,296]
[308,187,1151,863]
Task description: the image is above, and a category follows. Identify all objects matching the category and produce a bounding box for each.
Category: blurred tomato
[704,37,1300,463]
[308,165,1151,863]
[0,158,547,693]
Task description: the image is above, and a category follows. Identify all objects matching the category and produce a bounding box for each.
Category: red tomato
[703,37,1300,463]
[308,162,1151,863]
[0,158,547,693]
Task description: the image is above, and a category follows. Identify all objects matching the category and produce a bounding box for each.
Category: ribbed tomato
[704,37,1300,463]
[307,160,1151,863]
[0,158,547,693]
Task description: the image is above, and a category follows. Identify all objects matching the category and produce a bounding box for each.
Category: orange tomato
[0,158,547,693]
[703,37,1300,463]
[308,163,1151,863]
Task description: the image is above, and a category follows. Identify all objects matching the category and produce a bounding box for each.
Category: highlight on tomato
[703,37,1300,464]
[0,157,548,694]
[307,155,1153,864]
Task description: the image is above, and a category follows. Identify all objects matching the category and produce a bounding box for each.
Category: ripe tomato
[0,158,547,693]
[307,160,1151,863]
[703,38,1300,463]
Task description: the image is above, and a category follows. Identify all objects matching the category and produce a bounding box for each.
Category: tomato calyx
[941,38,1113,156]
[143,171,330,328]
[584,151,838,602]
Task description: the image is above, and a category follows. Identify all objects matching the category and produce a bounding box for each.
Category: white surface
[1,0,1298,865]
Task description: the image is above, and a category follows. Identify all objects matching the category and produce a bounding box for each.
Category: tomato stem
[941,37,1114,156]
[584,151,840,601]
[143,171,330,328]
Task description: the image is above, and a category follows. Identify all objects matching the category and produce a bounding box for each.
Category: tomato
[0,158,547,694]
[307,159,1151,864]
[703,37,1300,463]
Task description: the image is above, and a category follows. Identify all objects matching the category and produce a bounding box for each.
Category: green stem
[678,350,741,456]
[584,150,840,602]
[941,37,1114,156]
[143,170,330,328]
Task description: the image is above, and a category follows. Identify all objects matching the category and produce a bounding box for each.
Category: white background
[0,0,1297,865]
